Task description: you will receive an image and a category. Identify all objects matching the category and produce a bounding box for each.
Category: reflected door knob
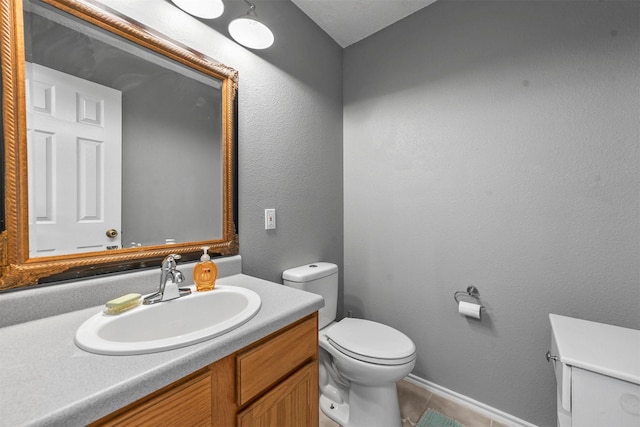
[106,229,119,238]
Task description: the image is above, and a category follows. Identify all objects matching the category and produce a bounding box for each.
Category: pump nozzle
[200,246,211,261]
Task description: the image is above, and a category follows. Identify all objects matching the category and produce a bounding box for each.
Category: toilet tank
[282,262,338,329]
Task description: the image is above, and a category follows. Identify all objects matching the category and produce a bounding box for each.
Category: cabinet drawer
[92,369,212,426]
[237,314,317,406]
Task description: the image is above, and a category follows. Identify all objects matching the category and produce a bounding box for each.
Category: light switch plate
[265,209,276,230]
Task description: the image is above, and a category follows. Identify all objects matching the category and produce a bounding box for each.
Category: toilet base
[320,394,349,426]
[320,383,402,427]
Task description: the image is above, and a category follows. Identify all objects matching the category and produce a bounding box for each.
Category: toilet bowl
[283,263,416,427]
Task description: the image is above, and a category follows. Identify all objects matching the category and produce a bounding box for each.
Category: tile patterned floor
[319,379,512,427]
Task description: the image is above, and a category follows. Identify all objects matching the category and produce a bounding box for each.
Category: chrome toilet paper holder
[453,286,485,310]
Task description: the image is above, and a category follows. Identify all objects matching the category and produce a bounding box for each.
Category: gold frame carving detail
[0,0,239,290]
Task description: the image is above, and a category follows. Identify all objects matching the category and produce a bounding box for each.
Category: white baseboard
[405,374,539,427]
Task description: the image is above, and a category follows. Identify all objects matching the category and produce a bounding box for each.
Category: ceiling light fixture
[171,0,224,19]
[228,0,274,50]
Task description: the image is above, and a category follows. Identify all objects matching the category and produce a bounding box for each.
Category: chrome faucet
[143,254,191,305]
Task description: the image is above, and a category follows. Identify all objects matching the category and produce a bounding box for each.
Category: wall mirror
[0,0,239,290]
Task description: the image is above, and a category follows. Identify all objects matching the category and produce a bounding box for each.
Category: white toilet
[283,262,416,427]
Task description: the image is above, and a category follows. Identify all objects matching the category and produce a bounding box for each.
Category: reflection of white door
[26,63,122,257]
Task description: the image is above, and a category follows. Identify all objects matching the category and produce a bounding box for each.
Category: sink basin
[75,285,261,355]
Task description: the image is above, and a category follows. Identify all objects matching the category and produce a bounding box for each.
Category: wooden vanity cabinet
[91,313,319,427]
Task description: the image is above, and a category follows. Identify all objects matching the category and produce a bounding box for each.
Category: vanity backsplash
[0,255,242,328]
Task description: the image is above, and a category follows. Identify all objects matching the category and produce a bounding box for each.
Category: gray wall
[216,2,345,289]
[343,1,639,426]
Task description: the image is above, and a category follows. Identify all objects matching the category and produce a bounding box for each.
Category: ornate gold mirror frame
[0,0,239,290]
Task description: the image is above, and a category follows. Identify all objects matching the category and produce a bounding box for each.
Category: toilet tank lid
[282,262,338,282]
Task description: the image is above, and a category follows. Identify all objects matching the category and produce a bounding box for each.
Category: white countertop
[549,313,640,385]
[0,273,324,426]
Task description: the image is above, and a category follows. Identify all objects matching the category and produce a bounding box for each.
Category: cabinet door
[237,362,319,427]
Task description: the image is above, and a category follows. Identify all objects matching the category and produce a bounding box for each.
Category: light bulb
[228,16,274,49]
[171,0,224,19]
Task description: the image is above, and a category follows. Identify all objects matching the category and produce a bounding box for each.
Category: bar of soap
[104,293,141,315]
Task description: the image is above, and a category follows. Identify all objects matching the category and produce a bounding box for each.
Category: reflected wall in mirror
[0,0,239,289]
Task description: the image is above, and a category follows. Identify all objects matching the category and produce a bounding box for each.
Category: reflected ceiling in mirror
[0,0,238,289]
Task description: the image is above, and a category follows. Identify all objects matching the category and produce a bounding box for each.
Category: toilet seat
[325,318,416,366]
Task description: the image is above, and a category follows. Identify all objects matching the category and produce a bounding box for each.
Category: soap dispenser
[193,246,217,292]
